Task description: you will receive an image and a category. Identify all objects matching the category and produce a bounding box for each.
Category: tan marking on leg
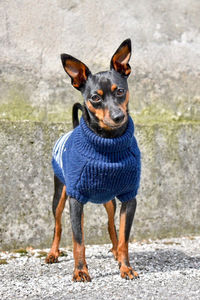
[117,211,139,279]
[118,212,128,264]
[104,200,118,259]
[72,213,91,282]
[46,186,66,263]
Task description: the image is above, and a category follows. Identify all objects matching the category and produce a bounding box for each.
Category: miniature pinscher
[46,39,141,282]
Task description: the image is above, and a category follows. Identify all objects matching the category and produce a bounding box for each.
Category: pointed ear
[61,54,91,90]
[110,39,132,77]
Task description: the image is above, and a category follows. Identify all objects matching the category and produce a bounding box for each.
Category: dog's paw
[120,265,139,280]
[73,267,91,282]
[45,251,60,264]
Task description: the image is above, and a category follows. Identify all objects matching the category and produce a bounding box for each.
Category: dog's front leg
[104,199,118,260]
[69,197,91,282]
[117,198,139,280]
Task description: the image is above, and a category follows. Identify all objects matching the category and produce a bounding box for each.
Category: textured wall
[0,120,200,250]
[0,0,200,122]
[0,0,200,249]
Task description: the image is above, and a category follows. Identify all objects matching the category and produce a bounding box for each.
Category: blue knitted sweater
[52,116,141,204]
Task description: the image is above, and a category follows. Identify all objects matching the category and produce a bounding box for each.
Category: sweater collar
[79,116,134,153]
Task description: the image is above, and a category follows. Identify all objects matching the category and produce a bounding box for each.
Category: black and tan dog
[46,39,141,281]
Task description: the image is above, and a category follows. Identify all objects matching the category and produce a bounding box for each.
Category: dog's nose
[112,111,125,123]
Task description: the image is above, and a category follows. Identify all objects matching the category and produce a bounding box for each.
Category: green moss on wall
[133,104,200,126]
[0,98,73,123]
[0,94,200,125]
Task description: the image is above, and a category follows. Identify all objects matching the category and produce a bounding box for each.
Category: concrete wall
[1,0,200,122]
[0,0,200,249]
[0,120,200,250]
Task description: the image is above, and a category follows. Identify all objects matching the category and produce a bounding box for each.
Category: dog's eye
[116,88,125,96]
[91,95,101,102]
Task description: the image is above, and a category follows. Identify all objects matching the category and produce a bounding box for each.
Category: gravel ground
[0,236,200,300]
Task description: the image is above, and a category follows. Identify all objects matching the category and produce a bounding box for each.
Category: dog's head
[61,39,132,132]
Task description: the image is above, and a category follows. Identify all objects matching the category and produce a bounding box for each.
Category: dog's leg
[104,199,118,259]
[69,197,91,282]
[117,198,139,280]
[46,175,66,263]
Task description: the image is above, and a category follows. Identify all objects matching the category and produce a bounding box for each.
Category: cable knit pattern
[52,116,141,204]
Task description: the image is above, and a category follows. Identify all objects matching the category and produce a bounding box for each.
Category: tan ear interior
[113,45,130,66]
[64,60,88,88]
[121,52,131,65]
[65,60,80,77]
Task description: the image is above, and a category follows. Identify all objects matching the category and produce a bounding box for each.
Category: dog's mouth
[101,116,128,130]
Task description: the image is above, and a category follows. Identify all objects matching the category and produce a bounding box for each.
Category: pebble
[0,236,200,299]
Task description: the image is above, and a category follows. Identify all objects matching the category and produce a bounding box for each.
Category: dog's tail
[72,102,83,128]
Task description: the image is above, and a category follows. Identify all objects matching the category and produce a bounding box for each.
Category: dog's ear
[61,54,91,90]
[110,39,132,77]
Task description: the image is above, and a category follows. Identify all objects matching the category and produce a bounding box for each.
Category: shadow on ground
[131,249,200,273]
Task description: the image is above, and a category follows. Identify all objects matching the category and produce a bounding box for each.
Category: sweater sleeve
[62,135,89,203]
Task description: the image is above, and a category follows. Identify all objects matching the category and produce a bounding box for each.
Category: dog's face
[61,39,132,131]
[81,70,129,130]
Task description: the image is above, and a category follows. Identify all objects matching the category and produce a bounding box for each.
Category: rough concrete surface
[0,0,200,122]
[0,119,200,249]
[0,237,200,299]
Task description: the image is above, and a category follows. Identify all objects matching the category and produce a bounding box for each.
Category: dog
[46,39,141,282]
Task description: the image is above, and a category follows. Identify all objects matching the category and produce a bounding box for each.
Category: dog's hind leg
[46,175,67,263]
[104,199,118,260]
